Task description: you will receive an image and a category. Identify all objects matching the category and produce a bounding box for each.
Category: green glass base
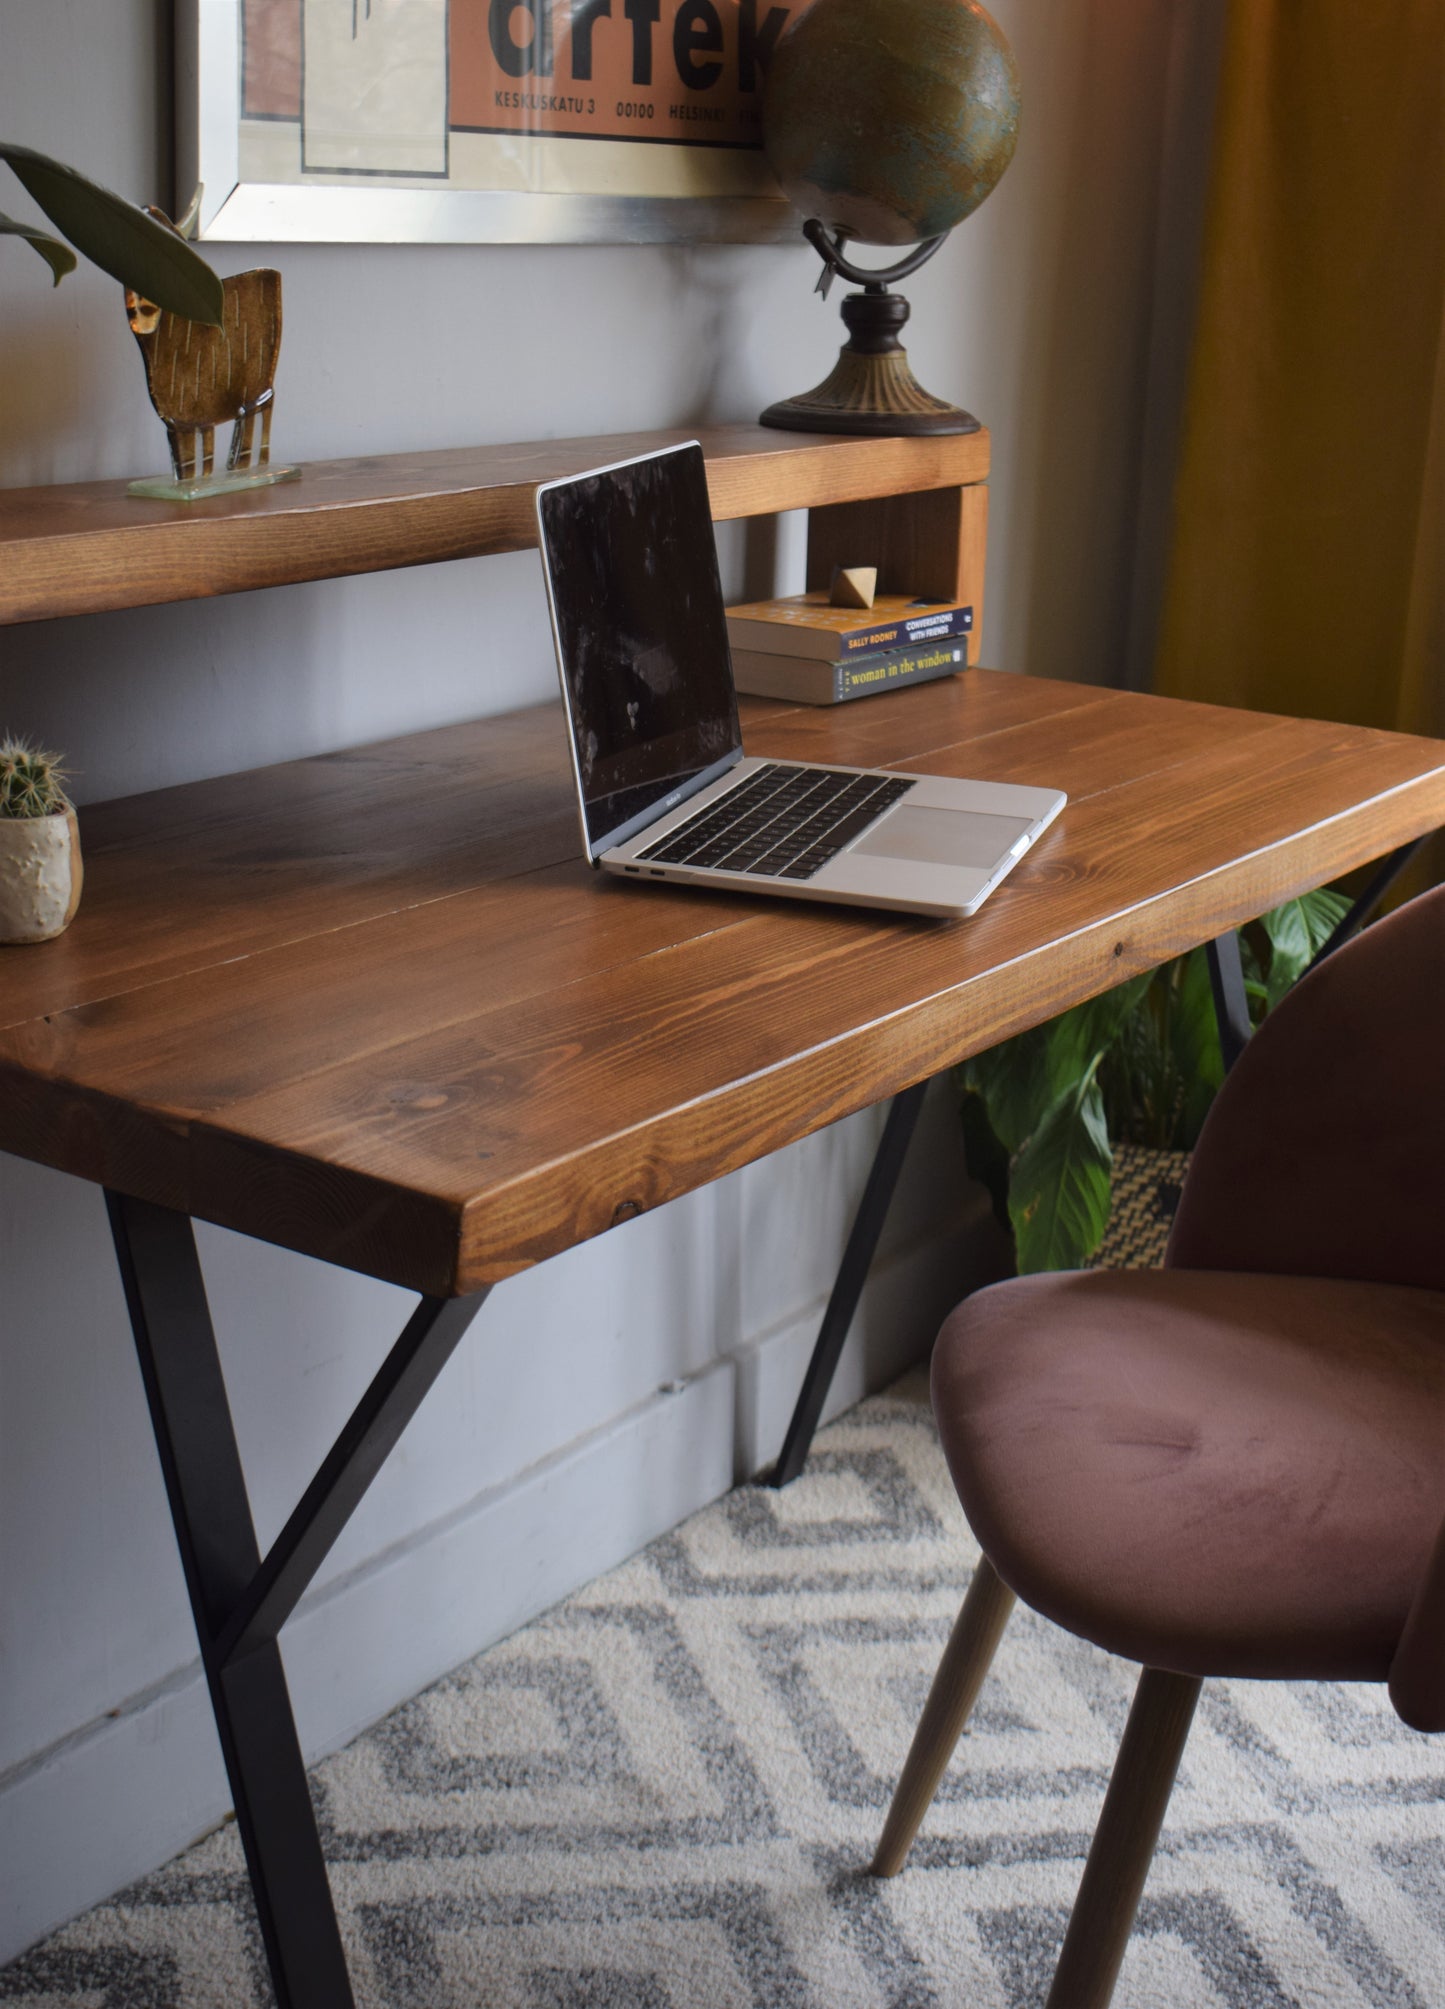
[127,464,301,503]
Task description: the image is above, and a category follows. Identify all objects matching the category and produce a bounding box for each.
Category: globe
[761,0,1021,249]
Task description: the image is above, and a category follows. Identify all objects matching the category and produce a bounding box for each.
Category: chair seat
[932,1269,1445,1681]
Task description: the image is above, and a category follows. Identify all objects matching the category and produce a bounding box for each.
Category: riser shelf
[0,424,990,626]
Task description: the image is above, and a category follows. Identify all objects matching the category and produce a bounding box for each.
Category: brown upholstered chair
[872,883,1445,2008]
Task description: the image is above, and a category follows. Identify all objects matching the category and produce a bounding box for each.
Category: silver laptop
[535,441,1065,920]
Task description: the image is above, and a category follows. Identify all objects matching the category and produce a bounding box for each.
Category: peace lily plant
[958,890,1351,1274]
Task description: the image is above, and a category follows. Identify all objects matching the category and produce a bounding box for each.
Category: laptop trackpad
[854,806,1037,869]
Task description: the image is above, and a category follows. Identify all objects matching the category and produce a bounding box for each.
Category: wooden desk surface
[2,671,1442,1297]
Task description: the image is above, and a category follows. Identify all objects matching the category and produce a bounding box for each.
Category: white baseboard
[0,1220,994,1964]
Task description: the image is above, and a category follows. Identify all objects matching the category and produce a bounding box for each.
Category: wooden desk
[4,669,1444,2007]
[6,670,1443,1292]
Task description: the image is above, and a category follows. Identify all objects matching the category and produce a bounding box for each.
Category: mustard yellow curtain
[1156,3,1445,759]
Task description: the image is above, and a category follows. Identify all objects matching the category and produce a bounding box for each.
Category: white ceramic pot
[0,809,84,944]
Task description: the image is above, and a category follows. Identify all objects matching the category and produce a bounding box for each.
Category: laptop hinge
[591,748,744,860]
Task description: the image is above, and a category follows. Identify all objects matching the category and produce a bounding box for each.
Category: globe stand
[760,224,980,438]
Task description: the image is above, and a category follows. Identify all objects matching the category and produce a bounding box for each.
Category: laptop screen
[537,442,742,854]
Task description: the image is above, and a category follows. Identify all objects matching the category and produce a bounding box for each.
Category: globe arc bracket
[803,219,951,295]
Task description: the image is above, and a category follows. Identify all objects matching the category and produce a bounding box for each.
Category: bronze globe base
[761,282,978,438]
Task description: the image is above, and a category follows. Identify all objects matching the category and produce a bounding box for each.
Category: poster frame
[177,0,798,245]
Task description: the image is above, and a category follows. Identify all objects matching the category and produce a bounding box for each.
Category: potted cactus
[0,739,82,944]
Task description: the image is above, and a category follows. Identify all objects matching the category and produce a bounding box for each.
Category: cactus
[0,737,71,819]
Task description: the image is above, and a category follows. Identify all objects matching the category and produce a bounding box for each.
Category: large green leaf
[959,1087,1012,1232]
[1257,889,1350,1007]
[1008,1061,1113,1274]
[959,1022,1055,1157]
[0,208,76,284]
[1170,945,1225,1144]
[960,970,1152,1164]
[1043,972,1152,1106]
[0,145,222,324]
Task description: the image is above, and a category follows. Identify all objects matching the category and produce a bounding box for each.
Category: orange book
[725,591,973,661]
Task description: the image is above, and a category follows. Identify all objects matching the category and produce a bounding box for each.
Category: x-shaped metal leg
[769,1080,929,1487]
[1205,929,1252,1074]
[107,1191,489,2009]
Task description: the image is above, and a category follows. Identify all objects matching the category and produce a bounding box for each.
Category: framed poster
[179,0,800,243]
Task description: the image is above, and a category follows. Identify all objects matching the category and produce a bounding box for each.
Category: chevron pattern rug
[5,1375,1443,2008]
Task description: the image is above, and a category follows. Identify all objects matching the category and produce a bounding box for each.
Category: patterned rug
[5,1376,1443,2009]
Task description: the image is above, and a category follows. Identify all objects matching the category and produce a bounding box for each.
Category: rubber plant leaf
[1008,1057,1112,1274]
[0,208,76,284]
[0,145,223,325]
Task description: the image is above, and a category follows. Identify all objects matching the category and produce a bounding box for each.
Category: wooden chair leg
[1044,1666,1202,2009]
[871,1556,1017,1876]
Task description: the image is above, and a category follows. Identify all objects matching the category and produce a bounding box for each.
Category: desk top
[3,671,1443,1297]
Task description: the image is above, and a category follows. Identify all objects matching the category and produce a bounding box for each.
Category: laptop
[534,441,1065,920]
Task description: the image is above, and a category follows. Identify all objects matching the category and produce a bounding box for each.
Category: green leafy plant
[959,890,1351,1274]
[0,143,222,324]
[0,737,72,820]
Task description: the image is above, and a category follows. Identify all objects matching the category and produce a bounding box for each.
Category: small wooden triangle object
[829,565,878,609]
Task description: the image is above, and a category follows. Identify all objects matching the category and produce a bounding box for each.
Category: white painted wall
[0,0,1207,1961]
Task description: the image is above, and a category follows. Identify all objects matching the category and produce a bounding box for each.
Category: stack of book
[725,592,974,705]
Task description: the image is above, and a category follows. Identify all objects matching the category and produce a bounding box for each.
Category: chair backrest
[1167,881,1445,1292]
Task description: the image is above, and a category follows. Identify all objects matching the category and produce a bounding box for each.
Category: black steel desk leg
[106,1191,489,2009]
[107,1192,356,2009]
[1206,932,1251,1076]
[1311,839,1425,966]
[771,1079,930,1488]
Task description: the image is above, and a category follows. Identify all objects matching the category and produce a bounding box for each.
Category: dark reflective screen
[540,444,741,850]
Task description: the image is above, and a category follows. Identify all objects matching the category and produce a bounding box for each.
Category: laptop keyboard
[635,764,916,880]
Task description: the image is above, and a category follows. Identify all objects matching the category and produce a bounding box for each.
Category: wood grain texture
[1,673,1442,1296]
[0,425,990,626]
